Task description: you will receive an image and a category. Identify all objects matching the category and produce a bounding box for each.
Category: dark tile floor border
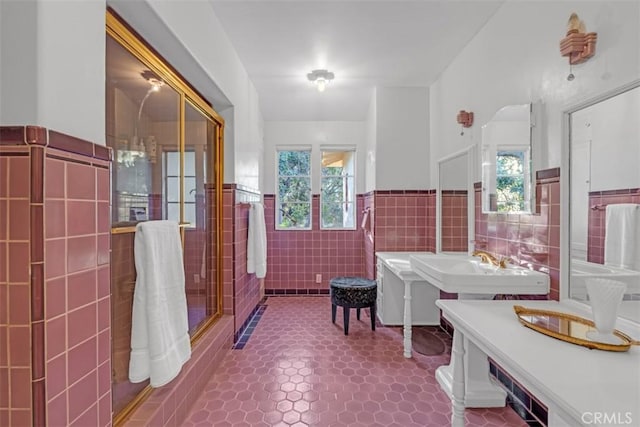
[232,297,269,349]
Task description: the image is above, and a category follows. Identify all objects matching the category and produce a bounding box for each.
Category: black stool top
[329,277,376,290]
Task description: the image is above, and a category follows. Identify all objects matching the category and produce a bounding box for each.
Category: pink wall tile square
[47,388,68,426]
[67,201,96,236]
[66,163,95,201]
[46,316,67,360]
[97,234,109,266]
[45,200,66,239]
[97,202,110,234]
[67,270,97,311]
[8,157,30,199]
[10,367,31,408]
[46,353,67,400]
[0,367,8,407]
[8,284,30,325]
[8,242,29,283]
[98,393,111,427]
[45,158,66,199]
[45,239,66,280]
[97,330,110,365]
[8,326,31,367]
[0,200,6,242]
[67,303,97,349]
[70,402,97,427]
[67,236,97,273]
[0,157,7,198]
[96,168,109,203]
[8,199,30,241]
[97,298,109,333]
[67,337,97,385]
[67,371,97,423]
[97,361,111,397]
[96,266,109,299]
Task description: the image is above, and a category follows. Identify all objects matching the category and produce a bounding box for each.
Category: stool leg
[356,308,361,320]
[343,307,350,335]
[370,304,376,331]
[331,304,337,324]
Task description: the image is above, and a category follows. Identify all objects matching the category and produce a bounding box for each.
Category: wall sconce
[307,69,334,92]
[560,13,597,81]
[457,110,474,135]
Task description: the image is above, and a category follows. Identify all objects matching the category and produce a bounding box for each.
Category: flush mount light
[307,69,334,92]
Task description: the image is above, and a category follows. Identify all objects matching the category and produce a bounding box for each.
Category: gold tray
[513,305,640,352]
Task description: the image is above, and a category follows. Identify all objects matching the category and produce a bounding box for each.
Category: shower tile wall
[441,191,469,252]
[587,188,640,264]
[263,194,365,293]
[474,169,561,300]
[0,126,111,427]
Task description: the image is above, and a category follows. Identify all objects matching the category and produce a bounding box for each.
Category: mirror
[481,104,534,213]
[437,146,475,254]
[568,81,640,323]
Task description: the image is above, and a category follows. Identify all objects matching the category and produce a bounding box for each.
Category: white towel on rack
[247,202,267,278]
[604,204,640,270]
[129,220,191,388]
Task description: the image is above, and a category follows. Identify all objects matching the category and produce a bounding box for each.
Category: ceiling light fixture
[307,69,334,92]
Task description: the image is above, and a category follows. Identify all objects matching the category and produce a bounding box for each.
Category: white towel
[604,204,640,270]
[129,221,191,387]
[247,202,267,278]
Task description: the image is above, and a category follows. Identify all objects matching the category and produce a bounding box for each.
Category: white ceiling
[208,0,504,122]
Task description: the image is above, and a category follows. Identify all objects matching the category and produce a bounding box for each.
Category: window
[276,149,311,229]
[495,149,530,212]
[321,149,356,229]
[164,150,199,226]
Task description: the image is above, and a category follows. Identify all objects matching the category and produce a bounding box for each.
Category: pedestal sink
[409,252,550,408]
[409,253,549,296]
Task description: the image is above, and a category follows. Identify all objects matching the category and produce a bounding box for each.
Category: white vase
[585,278,627,344]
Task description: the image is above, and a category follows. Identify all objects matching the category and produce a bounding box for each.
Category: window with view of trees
[495,150,527,212]
[277,149,311,229]
[321,150,355,229]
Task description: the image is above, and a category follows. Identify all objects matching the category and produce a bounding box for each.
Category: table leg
[403,280,413,358]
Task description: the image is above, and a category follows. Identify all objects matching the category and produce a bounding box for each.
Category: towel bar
[111,222,191,235]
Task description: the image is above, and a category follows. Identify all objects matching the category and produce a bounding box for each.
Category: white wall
[263,121,366,194]
[375,87,430,191]
[365,89,377,193]
[0,0,105,144]
[430,1,640,185]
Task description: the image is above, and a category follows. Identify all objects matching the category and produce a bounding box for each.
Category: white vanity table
[376,252,441,358]
[437,299,640,427]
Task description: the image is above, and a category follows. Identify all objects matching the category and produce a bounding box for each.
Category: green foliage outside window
[496,150,525,212]
[277,150,311,228]
[321,151,355,229]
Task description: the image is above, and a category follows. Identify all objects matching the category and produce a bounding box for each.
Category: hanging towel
[129,221,191,388]
[604,204,640,270]
[247,202,267,278]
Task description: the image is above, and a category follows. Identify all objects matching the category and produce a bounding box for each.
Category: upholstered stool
[330,277,377,335]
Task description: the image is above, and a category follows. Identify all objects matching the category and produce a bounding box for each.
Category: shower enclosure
[106,10,224,422]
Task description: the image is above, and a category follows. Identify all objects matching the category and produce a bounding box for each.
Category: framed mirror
[481,104,534,213]
[565,80,640,323]
[436,145,475,254]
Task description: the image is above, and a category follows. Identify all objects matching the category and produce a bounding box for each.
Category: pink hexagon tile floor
[183,296,527,427]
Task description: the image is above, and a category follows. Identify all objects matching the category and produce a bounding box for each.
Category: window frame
[319,147,357,230]
[275,146,313,230]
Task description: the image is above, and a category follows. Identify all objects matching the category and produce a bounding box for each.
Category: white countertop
[436,299,640,425]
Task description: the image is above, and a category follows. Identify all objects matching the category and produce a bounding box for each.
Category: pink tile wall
[587,188,640,264]
[0,126,112,427]
[232,189,261,336]
[44,149,112,427]
[219,185,262,336]
[441,191,469,252]
[373,191,434,252]
[1,149,32,426]
[263,195,365,293]
[474,170,561,300]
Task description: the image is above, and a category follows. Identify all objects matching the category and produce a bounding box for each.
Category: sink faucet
[472,250,509,269]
